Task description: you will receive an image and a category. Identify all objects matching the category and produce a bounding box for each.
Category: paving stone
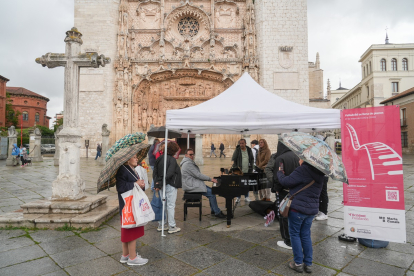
[41,269,70,276]
[115,271,141,276]
[0,257,61,276]
[38,235,91,255]
[343,257,406,276]
[203,257,266,276]
[149,235,200,255]
[79,226,120,243]
[182,229,227,245]
[65,256,128,276]
[130,257,199,276]
[386,242,414,255]
[229,228,278,244]
[0,245,46,268]
[93,237,127,255]
[311,225,342,243]
[29,229,74,243]
[50,244,106,268]
[406,270,414,276]
[314,236,366,256]
[139,228,164,245]
[336,273,354,276]
[237,245,291,270]
[206,236,255,256]
[312,241,355,270]
[175,246,230,269]
[0,236,34,252]
[358,247,414,268]
[272,261,337,276]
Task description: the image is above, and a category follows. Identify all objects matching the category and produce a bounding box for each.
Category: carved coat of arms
[279,46,294,69]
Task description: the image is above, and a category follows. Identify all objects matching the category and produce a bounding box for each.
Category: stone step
[21,195,108,214]
[0,203,119,230]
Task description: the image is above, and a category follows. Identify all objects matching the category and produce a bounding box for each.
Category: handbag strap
[123,165,140,181]
[290,180,315,200]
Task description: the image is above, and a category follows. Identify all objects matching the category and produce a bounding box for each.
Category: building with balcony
[381,86,414,154]
[0,75,9,128]
[332,40,414,110]
[6,87,51,128]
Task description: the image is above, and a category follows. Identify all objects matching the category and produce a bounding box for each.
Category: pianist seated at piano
[180,148,227,218]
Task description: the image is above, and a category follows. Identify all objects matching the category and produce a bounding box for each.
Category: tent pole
[161,128,168,237]
[187,131,190,149]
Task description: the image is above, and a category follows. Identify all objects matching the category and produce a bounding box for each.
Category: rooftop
[0,75,10,82]
[6,87,49,102]
[380,86,414,104]
[359,43,414,62]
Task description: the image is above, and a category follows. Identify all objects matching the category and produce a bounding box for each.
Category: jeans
[288,211,314,266]
[210,150,217,157]
[95,150,101,160]
[201,186,221,214]
[160,184,177,228]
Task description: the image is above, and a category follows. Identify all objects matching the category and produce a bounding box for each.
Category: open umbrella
[147,126,182,139]
[97,143,150,193]
[279,132,348,183]
[105,132,146,162]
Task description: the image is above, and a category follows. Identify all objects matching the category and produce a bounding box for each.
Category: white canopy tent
[165,72,341,134]
[159,72,341,236]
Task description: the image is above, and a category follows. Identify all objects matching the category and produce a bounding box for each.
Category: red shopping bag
[121,191,137,228]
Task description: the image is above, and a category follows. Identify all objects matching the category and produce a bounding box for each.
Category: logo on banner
[346,123,403,180]
[350,227,355,232]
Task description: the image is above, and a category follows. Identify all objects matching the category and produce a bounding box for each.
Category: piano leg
[226,197,232,228]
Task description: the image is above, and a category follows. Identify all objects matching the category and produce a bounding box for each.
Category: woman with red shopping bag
[116,155,148,266]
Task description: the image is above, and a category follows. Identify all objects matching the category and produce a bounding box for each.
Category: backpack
[12,147,19,156]
[253,147,258,161]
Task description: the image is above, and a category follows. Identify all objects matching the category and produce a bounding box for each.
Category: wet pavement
[0,155,414,275]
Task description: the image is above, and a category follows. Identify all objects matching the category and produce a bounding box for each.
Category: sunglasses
[188,154,195,156]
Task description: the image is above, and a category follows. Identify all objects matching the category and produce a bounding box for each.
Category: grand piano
[212,172,267,227]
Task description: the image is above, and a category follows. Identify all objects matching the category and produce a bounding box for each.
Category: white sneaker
[168,226,181,234]
[315,212,328,221]
[157,224,169,232]
[245,197,251,202]
[277,241,292,250]
[120,253,141,263]
[127,256,148,266]
[235,197,241,203]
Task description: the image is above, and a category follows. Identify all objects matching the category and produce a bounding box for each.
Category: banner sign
[341,106,406,243]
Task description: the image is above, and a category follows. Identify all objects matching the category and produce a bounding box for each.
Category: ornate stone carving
[278,46,294,69]
[137,1,161,29]
[8,126,16,137]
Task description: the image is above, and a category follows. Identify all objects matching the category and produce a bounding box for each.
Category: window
[380,59,386,71]
[401,132,408,148]
[401,108,407,126]
[22,111,28,121]
[35,112,39,122]
[369,61,372,74]
[391,58,397,71]
[402,58,408,71]
[24,100,28,105]
[37,102,40,106]
[367,86,370,98]
[392,82,399,93]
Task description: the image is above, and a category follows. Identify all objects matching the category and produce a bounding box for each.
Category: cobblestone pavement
[1,155,414,276]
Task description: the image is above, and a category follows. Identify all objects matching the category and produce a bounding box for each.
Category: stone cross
[54,125,63,166]
[5,126,17,166]
[36,27,110,200]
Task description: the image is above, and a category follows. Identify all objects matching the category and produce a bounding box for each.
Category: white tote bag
[121,190,138,229]
[132,184,155,227]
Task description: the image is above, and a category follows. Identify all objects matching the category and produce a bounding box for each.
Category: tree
[5,92,21,127]
[54,117,63,132]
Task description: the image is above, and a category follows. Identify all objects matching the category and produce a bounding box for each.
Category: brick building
[381,87,414,154]
[0,75,10,128]
[6,87,51,129]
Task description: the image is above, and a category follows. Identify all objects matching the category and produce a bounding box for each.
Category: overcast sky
[1,0,414,128]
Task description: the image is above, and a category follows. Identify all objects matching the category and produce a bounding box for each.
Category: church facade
[75,0,315,154]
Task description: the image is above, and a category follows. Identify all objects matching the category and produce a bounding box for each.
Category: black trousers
[319,176,329,215]
[278,190,290,246]
[20,156,26,166]
[220,150,226,158]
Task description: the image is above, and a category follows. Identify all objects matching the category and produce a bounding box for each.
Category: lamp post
[85,140,89,158]
[20,114,23,147]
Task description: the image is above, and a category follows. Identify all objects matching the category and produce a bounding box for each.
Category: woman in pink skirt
[116,155,148,266]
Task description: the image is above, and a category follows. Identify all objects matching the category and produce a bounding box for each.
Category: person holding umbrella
[96,132,150,266]
[276,132,348,273]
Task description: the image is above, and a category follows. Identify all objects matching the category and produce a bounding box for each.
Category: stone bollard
[195,134,204,166]
[100,124,111,165]
[325,131,335,151]
[5,126,17,166]
[54,125,63,166]
[29,127,43,162]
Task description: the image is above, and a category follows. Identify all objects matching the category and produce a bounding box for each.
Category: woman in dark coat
[277,159,324,274]
[116,155,148,266]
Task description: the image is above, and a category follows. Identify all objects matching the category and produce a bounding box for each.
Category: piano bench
[183,192,202,221]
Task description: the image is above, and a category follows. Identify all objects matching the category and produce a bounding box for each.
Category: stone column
[195,134,204,166]
[100,124,111,165]
[243,134,251,146]
[54,126,62,166]
[30,128,43,162]
[0,136,8,160]
[5,126,17,166]
[325,131,335,151]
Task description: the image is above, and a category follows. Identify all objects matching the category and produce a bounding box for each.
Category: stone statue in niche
[102,124,110,136]
[116,103,123,125]
[152,88,159,109]
[170,82,176,96]
[153,109,158,125]
[117,81,123,100]
[198,83,205,95]
[163,82,170,96]
[142,109,147,130]
[206,84,212,96]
